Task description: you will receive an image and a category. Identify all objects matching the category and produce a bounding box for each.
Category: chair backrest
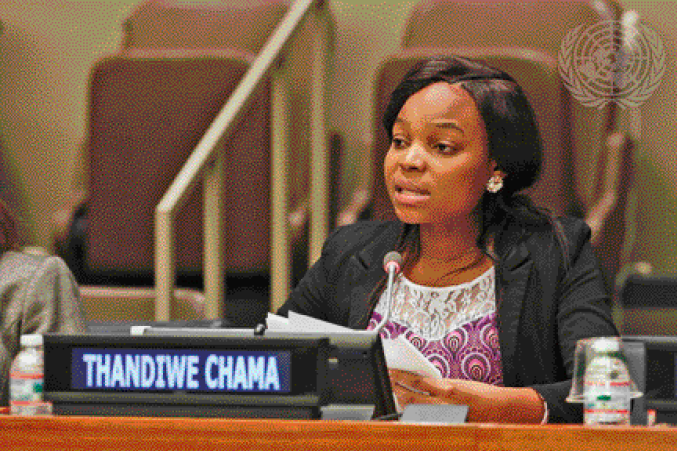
[403,0,619,54]
[122,0,290,52]
[85,50,271,277]
[616,274,677,336]
[370,47,571,220]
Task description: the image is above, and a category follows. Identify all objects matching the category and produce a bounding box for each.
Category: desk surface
[0,416,675,451]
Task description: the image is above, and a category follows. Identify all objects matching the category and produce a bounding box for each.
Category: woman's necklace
[434,253,487,286]
[412,250,488,287]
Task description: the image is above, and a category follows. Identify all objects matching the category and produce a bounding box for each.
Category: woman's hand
[389,369,545,423]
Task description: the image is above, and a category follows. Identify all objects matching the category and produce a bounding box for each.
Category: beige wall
[0,1,675,275]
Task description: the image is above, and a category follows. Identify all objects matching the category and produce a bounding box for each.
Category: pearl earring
[486,175,504,193]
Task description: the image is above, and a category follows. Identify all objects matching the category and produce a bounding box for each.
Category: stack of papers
[266,312,441,379]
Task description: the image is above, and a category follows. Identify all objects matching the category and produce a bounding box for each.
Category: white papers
[266,312,352,332]
[264,312,294,330]
[383,335,441,379]
[289,311,354,333]
[266,312,441,379]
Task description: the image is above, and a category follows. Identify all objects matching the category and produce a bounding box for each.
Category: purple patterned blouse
[368,267,504,386]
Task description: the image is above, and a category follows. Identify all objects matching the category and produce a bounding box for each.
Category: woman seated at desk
[0,200,86,406]
[278,56,618,424]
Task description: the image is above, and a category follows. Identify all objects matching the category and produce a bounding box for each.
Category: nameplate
[72,348,290,393]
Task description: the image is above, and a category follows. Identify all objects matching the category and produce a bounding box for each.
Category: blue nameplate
[72,348,291,393]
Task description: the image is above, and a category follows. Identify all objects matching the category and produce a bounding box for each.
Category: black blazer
[278,217,618,423]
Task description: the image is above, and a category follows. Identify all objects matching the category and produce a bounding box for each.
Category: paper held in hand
[266,312,441,379]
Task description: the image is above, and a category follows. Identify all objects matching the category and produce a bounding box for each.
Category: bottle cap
[20,334,43,347]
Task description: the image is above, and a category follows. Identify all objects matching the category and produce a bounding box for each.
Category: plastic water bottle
[583,338,631,426]
[9,334,52,415]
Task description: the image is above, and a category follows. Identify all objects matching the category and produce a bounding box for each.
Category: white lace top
[368,267,504,384]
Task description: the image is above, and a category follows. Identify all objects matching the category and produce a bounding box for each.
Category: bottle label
[10,374,44,402]
[584,386,631,425]
[584,380,631,387]
[10,371,43,380]
[584,408,630,414]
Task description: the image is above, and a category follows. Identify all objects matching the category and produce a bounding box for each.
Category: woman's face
[384,82,498,227]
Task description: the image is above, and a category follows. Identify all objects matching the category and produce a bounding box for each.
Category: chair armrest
[614,261,654,294]
[336,187,372,227]
[287,197,309,245]
[586,131,633,246]
[80,286,206,322]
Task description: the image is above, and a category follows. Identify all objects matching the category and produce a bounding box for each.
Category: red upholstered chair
[53,0,323,324]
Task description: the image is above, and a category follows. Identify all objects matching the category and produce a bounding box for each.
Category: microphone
[373,251,403,335]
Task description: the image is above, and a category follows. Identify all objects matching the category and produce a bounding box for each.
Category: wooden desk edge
[0,416,674,451]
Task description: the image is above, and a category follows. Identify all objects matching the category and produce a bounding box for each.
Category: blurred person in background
[0,199,86,406]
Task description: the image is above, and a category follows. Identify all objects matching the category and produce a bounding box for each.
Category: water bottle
[583,338,632,426]
[9,334,52,415]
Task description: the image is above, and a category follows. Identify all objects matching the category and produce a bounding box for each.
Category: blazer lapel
[497,240,533,384]
[347,223,402,329]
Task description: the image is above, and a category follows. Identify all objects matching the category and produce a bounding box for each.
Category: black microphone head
[383,251,403,274]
